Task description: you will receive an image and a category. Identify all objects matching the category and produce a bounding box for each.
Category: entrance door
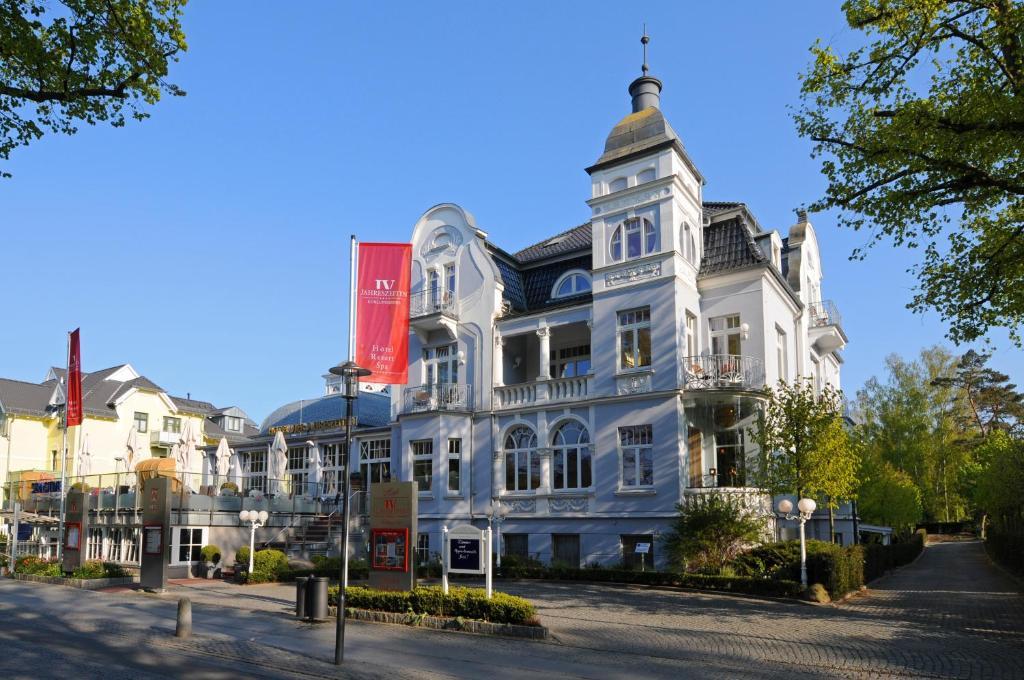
[552,534,580,567]
[687,427,703,487]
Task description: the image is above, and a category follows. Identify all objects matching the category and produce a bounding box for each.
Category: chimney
[797,208,808,224]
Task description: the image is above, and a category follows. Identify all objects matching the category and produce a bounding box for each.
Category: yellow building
[0,363,254,495]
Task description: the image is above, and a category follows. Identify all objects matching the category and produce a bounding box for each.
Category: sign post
[635,542,651,572]
[368,481,417,592]
[140,477,172,592]
[443,524,491,599]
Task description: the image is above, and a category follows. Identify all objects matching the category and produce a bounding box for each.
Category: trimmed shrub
[246,549,289,584]
[863,531,924,582]
[69,561,128,579]
[732,540,864,600]
[987,528,1024,575]
[220,482,239,494]
[200,545,222,564]
[235,546,250,567]
[327,585,536,625]
[15,555,62,576]
[498,563,802,598]
[806,583,830,603]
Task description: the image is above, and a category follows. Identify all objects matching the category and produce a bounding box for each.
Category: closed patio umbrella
[215,437,232,479]
[125,426,145,474]
[269,431,288,495]
[306,440,323,496]
[229,449,244,489]
[177,420,198,489]
[76,433,91,479]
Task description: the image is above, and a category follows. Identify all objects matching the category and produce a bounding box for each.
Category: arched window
[552,421,592,490]
[609,177,627,193]
[551,270,592,299]
[682,222,696,264]
[636,168,656,184]
[504,426,539,492]
[610,217,657,261]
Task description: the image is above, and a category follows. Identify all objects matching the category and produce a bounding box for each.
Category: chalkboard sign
[450,538,481,572]
[17,524,32,541]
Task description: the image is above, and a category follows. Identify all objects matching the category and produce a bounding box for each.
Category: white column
[493,335,504,387]
[536,327,551,381]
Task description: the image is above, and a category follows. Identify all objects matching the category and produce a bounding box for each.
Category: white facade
[366,70,848,567]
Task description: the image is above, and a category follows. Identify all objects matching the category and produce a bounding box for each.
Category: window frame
[709,314,742,356]
[360,438,392,485]
[226,416,242,432]
[163,416,181,434]
[551,420,592,491]
[133,411,148,433]
[411,440,433,493]
[619,424,654,489]
[503,425,540,493]
[447,438,462,495]
[776,326,788,382]
[685,311,698,358]
[172,526,208,565]
[610,217,657,262]
[550,269,592,299]
[617,307,652,372]
[550,344,592,378]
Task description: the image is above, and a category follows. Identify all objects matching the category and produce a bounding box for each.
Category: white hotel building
[374,66,848,567]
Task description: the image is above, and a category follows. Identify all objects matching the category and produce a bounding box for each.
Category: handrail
[682,354,764,390]
[409,289,457,318]
[807,299,842,329]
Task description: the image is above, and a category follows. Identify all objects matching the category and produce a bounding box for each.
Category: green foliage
[732,540,864,599]
[283,556,369,581]
[496,562,803,598]
[806,583,830,603]
[751,379,860,503]
[200,545,221,564]
[976,430,1024,534]
[235,546,249,566]
[662,492,767,573]
[14,555,61,576]
[219,482,239,494]
[326,586,536,625]
[857,460,923,532]
[796,1,1024,345]
[0,0,188,176]
[70,560,129,579]
[237,548,288,584]
[863,532,924,582]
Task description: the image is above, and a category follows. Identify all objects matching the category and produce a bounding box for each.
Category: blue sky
[1,1,1019,421]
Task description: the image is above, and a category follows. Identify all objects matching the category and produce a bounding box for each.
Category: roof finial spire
[641,25,650,76]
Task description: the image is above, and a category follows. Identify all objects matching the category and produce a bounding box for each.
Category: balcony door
[687,427,703,487]
[424,344,458,387]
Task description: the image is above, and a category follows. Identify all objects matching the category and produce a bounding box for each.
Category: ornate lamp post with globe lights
[485,500,508,568]
[776,497,817,588]
[238,509,268,575]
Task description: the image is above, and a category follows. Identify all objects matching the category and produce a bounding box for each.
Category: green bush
[327,585,536,625]
[662,493,767,573]
[246,549,289,584]
[220,482,239,494]
[200,545,222,564]
[68,561,128,579]
[863,531,924,582]
[235,546,250,566]
[987,528,1024,575]
[497,562,802,598]
[305,556,369,580]
[731,540,863,599]
[14,555,62,576]
[807,583,830,603]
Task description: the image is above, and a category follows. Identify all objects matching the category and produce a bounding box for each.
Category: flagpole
[348,235,357,362]
[336,235,358,665]
[57,331,70,562]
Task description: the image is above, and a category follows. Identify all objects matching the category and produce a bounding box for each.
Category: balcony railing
[150,430,178,447]
[493,375,592,409]
[409,289,457,319]
[807,300,842,329]
[403,383,472,413]
[683,355,765,390]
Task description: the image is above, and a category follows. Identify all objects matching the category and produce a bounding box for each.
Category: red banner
[355,243,411,384]
[66,328,83,427]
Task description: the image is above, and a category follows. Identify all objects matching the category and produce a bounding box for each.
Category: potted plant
[200,545,222,579]
[219,482,239,496]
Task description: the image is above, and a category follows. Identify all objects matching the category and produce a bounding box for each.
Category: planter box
[327,606,548,640]
[14,573,137,590]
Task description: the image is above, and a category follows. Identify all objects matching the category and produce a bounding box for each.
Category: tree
[0,0,187,176]
[974,430,1024,532]
[661,492,767,574]
[796,1,1024,345]
[751,379,860,505]
[931,349,1024,436]
[857,458,924,534]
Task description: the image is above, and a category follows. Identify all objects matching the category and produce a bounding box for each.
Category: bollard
[175,598,192,638]
[296,576,309,618]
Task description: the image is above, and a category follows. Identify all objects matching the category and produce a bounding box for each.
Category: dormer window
[551,270,592,299]
[610,217,656,261]
[226,416,242,432]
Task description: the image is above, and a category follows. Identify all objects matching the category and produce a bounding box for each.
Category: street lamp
[327,359,371,666]
[777,497,817,588]
[485,500,508,568]
[238,509,269,575]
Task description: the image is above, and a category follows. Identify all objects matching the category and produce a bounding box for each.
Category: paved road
[1,540,1021,678]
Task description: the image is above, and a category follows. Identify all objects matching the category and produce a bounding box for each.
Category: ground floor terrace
[0,539,1019,678]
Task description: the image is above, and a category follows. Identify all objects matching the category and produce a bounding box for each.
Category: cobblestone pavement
[3,540,1021,678]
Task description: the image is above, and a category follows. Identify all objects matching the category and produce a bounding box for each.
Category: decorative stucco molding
[616,372,653,395]
[605,262,661,287]
[549,496,589,513]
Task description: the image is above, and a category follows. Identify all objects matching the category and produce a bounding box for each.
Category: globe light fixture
[776,496,818,588]
[239,509,269,574]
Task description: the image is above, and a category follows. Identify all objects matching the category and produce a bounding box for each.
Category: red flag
[355,243,411,384]
[66,328,83,427]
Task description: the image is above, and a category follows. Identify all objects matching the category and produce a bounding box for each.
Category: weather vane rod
[641,24,650,75]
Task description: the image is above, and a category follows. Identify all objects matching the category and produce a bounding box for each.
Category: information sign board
[635,543,651,554]
[17,524,32,541]
[446,525,486,575]
[65,523,81,551]
[143,524,164,556]
[371,528,409,571]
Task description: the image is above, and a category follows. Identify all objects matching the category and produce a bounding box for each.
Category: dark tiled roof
[702,201,744,218]
[699,216,767,277]
[523,255,592,309]
[513,223,592,264]
[0,378,55,417]
[259,392,391,434]
[492,257,527,312]
[171,395,216,414]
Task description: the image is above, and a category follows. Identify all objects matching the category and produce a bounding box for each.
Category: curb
[13,573,137,590]
[326,606,549,640]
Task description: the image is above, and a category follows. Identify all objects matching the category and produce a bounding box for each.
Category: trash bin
[295,576,309,618]
[307,576,329,621]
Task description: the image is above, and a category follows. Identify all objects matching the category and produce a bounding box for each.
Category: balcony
[409,290,458,341]
[683,355,764,391]
[493,374,592,410]
[150,430,178,448]
[402,383,472,414]
[807,300,847,352]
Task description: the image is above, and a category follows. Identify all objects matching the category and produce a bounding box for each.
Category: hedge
[498,563,802,598]
[864,530,925,582]
[732,540,864,599]
[986,528,1024,576]
[236,549,289,584]
[327,585,536,625]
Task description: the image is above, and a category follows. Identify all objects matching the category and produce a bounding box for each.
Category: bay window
[610,217,657,261]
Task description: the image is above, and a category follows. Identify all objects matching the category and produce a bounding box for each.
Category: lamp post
[485,500,508,568]
[777,497,817,588]
[327,360,371,666]
[238,509,268,575]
